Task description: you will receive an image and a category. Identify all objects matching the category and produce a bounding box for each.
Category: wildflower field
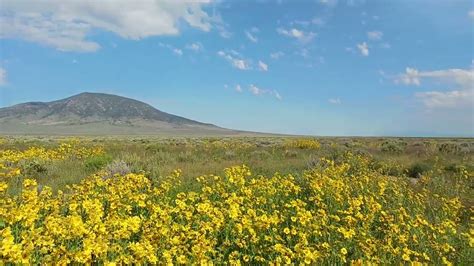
[0,136,473,264]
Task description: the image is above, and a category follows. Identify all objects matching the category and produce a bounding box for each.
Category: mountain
[0,92,238,135]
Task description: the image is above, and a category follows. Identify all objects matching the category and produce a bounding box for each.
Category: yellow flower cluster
[0,153,471,264]
[202,138,257,150]
[285,138,321,149]
[0,139,103,180]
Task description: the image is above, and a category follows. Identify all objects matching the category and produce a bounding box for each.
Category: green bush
[22,160,48,176]
[407,162,432,178]
[380,141,405,153]
[84,155,113,171]
[444,163,463,173]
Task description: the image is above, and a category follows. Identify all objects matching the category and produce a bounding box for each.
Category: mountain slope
[0,92,236,135]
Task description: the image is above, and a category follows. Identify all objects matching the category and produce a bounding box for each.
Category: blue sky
[0,0,473,136]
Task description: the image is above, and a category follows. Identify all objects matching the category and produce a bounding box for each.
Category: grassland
[0,136,473,264]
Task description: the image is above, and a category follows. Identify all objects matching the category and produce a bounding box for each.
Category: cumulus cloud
[270,51,284,59]
[469,10,474,19]
[217,50,251,70]
[395,67,473,88]
[395,67,421,86]
[357,42,369,56]
[277,28,316,43]
[186,42,203,52]
[249,84,282,100]
[395,67,474,110]
[328,98,341,104]
[0,68,6,86]
[232,59,249,70]
[367,31,383,41]
[415,90,473,109]
[258,60,268,71]
[0,0,214,52]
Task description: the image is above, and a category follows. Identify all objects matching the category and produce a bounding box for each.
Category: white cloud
[249,84,265,95]
[229,50,241,56]
[258,60,268,71]
[395,67,421,85]
[469,10,474,19]
[328,98,341,104]
[245,31,258,43]
[186,42,203,52]
[212,14,232,39]
[367,31,383,41]
[0,68,6,86]
[235,84,242,93]
[357,42,369,56]
[291,17,325,27]
[172,48,183,56]
[270,51,284,59]
[217,27,232,39]
[217,50,251,70]
[159,42,183,56]
[415,90,473,109]
[249,84,282,100]
[0,0,214,52]
[277,28,316,43]
[395,67,474,110]
[232,59,249,70]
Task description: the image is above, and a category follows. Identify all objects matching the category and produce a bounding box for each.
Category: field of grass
[0,136,473,264]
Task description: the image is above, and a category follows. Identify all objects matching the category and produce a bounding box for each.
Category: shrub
[284,150,298,158]
[103,160,131,178]
[22,160,48,175]
[407,162,432,178]
[444,163,463,173]
[84,154,113,171]
[380,141,405,153]
[306,155,320,169]
[438,143,462,154]
[224,150,236,160]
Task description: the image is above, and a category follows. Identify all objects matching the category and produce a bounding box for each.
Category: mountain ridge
[0,92,240,135]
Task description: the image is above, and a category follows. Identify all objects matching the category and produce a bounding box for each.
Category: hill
[0,92,239,136]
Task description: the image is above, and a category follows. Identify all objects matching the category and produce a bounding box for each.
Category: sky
[0,0,473,137]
